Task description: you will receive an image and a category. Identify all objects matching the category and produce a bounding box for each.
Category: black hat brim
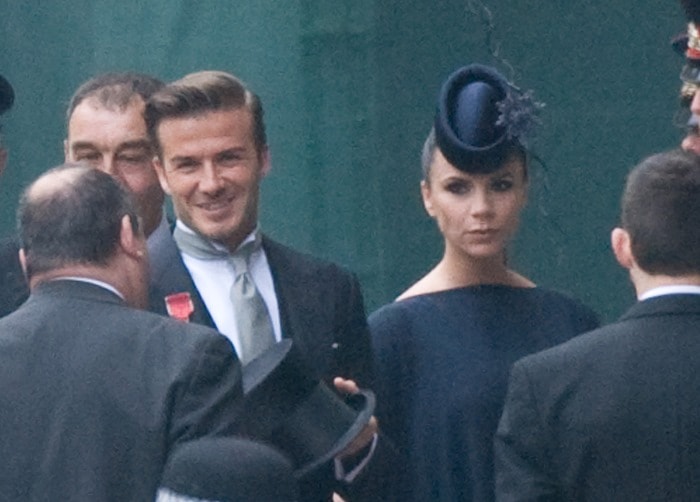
[673,32,690,56]
[241,339,376,479]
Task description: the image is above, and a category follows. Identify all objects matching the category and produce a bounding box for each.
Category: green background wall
[0,1,686,321]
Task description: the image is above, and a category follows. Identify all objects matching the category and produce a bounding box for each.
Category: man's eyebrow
[116,140,152,151]
[169,155,198,163]
[69,141,99,151]
[70,139,152,152]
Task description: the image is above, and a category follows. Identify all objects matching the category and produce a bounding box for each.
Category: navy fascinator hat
[434,64,543,174]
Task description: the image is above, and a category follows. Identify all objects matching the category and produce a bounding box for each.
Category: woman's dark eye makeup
[445,179,470,194]
[491,177,514,191]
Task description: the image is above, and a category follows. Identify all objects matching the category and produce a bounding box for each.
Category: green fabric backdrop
[0,1,685,321]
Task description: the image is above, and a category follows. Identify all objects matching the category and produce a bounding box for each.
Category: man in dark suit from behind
[1,163,244,500]
[495,149,700,501]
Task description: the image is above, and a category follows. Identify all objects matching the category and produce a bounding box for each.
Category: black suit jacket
[0,236,29,317]
[148,230,389,501]
[0,280,244,501]
[495,294,700,501]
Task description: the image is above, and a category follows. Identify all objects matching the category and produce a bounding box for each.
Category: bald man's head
[18,163,140,278]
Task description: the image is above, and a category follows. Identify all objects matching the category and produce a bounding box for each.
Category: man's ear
[0,148,7,178]
[611,227,634,270]
[152,157,172,195]
[18,248,27,276]
[119,215,145,260]
[259,147,272,178]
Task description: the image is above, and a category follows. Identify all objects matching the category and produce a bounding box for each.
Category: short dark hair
[621,149,700,275]
[66,72,164,129]
[18,163,140,278]
[145,70,266,157]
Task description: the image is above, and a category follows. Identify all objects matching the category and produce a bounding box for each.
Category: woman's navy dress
[369,285,599,501]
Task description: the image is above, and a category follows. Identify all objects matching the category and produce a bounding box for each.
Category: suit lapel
[148,227,215,328]
[263,236,323,358]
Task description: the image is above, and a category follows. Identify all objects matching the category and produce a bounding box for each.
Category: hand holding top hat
[240,339,377,479]
[332,376,379,459]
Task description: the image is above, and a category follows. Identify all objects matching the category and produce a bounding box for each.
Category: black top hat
[0,74,13,116]
[675,0,700,96]
[157,438,298,502]
[681,0,700,24]
[241,339,375,480]
[433,63,542,174]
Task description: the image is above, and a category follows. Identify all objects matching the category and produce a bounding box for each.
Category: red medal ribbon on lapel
[165,292,194,322]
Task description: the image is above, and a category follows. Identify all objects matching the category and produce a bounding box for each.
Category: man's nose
[199,163,225,193]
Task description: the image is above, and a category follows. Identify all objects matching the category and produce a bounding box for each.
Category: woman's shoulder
[394,271,443,302]
[528,287,601,331]
[369,295,422,329]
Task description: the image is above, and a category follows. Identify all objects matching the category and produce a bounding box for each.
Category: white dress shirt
[175,221,281,358]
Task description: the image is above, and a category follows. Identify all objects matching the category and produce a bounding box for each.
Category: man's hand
[333,377,378,459]
[333,376,360,395]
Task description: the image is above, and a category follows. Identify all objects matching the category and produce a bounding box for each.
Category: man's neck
[30,266,117,293]
[633,270,700,299]
[175,219,259,254]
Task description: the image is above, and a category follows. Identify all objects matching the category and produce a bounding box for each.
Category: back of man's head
[621,148,700,276]
[66,72,164,127]
[145,70,266,156]
[18,163,140,279]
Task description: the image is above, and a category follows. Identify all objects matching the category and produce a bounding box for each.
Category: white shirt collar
[639,285,700,301]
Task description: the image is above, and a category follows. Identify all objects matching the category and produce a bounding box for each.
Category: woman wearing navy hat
[368,64,599,501]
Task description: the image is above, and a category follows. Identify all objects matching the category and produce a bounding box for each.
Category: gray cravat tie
[173,227,276,365]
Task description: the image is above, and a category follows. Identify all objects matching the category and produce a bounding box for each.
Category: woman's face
[421,149,528,261]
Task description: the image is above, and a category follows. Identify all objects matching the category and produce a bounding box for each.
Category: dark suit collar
[262,235,301,340]
[261,236,320,355]
[620,294,700,322]
[32,279,124,305]
[146,213,173,260]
